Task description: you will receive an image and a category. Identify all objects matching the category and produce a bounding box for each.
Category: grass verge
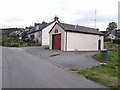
[79,42,119,89]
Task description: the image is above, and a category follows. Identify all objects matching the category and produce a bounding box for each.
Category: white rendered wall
[66,32,104,51]
[42,22,55,46]
[34,31,41,41]
[49,24,104,51]
[49,24,65,50]
[34,32,39,41]
[107,34,116,40]
[38,31,42,45]
[28,34,31,40]
[34,31,42,45]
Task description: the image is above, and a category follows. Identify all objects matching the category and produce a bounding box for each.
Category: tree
[22,31,27,41]
[106,22,117,31]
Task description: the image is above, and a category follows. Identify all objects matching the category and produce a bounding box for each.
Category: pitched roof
[50,22,103,35]
[27,16,60,34]
[33,17,60,32]
[105,29,118,37]
[27,21,55,34]
[42,21,55,30]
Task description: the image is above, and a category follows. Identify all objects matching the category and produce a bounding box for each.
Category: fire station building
[49,22,104,51]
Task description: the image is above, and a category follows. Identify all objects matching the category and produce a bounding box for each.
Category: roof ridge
[56,22,103,35]
[59,22,97,30]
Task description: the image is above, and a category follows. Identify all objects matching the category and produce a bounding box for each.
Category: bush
[113,39,120,44]
[104,42,118,51]
[104,38,111,42]
[11,43,19,47]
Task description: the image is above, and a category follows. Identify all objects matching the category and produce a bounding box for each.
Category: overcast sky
[0,0,119,31]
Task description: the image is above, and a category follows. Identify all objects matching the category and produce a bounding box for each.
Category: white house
[33,23,42,45]
[49,22,104,51]
[41,16,59,46]
[28,23,46,45]
[105,30,117,40]
[107,33,116,40]
[27,26,35,41]
[27,16,59,46]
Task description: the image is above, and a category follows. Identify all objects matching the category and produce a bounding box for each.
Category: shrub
[104,42,118,51]
[104,38,111,42]
[11,43,19,47]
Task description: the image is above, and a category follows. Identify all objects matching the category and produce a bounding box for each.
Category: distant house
[33,23,42,45]
[113,29,120,44]
[26,16,59,46]
[49,22,104,51]
[101,29,120,44]
[105,29,117,40]
[26,26,35,41]
[107,33,116,40]
[15,28,25,40]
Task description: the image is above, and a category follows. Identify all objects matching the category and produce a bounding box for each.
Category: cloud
[71,14,117,24]
[0,17,26,28]
[0,0,119,30]
[0,24,12,28]
[2,17,24,22]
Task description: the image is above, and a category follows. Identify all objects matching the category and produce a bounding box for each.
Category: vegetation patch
[104,42,118,51]
[2,34,38,47]
[79,42,119,89]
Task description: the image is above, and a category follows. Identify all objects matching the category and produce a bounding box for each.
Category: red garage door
[52,34,61,50]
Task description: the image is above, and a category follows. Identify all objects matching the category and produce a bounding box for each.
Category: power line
[95,8,96,29]
[90,8,97,29]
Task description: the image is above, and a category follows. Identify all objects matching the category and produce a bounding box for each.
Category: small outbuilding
[49,22,104,51]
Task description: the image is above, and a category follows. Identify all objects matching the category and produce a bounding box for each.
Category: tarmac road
[24,47,100,70]
[2,47,106,88]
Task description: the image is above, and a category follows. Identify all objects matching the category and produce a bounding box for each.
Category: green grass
[79,42,119,89]
[104,42,118,51]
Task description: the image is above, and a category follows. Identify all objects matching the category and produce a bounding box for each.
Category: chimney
[35,23,37,26]
[42,21,47,24]
[54,16,59,21]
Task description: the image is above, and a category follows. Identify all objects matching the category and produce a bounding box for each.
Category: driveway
[24,47,100,70]
[2,47,105,88]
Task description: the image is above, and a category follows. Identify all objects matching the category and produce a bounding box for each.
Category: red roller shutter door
[52,34,61,50]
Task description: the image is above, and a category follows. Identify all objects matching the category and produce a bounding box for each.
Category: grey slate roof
[106,29,117,36]
[56,23,103,35]
[27,27,35,34]
[27,21,55,34]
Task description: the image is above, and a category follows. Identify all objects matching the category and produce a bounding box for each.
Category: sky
[0,0,119,31]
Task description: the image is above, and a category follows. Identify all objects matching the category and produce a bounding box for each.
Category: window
[112,36,114,38]
[31,34,34,39]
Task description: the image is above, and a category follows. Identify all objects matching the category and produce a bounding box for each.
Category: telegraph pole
[90,8,97,29]
[95,8,97,29]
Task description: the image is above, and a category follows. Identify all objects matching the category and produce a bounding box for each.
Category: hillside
[1,28,22,35]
